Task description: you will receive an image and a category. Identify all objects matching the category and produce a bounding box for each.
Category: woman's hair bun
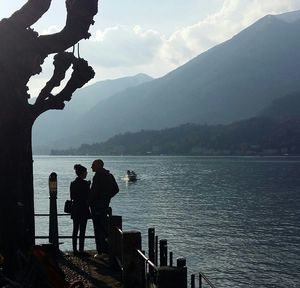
[74,164,87,176]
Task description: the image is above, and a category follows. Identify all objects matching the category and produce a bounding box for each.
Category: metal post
[48,172,59,250]
[199,273,202,288]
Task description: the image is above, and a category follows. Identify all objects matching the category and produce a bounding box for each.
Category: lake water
[33,156,300,287]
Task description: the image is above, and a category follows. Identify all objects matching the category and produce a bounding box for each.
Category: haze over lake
[33,155,300,287]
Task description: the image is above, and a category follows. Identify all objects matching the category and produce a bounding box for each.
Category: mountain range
[33,10,300,153]
[32,73,153,152]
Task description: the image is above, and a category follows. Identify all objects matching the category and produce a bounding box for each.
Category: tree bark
[0,92,35,276]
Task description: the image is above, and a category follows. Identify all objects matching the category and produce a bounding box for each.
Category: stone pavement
[58,251,122,288]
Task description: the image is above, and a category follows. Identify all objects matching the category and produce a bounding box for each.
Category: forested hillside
[51,118,300,156]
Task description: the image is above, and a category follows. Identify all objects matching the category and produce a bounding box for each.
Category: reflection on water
[33,156,300,287]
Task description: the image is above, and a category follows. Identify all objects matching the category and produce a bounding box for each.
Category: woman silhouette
[70,164,91,255]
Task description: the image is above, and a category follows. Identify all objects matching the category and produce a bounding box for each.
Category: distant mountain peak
[102,73,153,82]
[274,10,300,23]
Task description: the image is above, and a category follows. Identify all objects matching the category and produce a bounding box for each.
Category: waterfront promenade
[58,251,122,288]
[31,172,215,288]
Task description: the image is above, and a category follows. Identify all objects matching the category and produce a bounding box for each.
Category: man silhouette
[90,159,119,256]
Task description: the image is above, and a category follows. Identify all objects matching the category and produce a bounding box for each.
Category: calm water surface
[33,156,300,287]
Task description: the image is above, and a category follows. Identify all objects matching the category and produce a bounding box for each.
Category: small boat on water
[124,170,137,182]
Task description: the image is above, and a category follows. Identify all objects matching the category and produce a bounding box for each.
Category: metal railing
[34,213,95,240]
[191,272,216,288]
[137,249,158,287]
[137,249,158,272]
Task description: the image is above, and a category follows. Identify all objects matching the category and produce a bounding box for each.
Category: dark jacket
[70,177,91,220]
[90,168,119,210]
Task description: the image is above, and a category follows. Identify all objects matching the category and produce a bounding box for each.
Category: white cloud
[80,25,163,68]
[40,25,60,35]
[162,0,300,65]
[29,0,300,93]
[82,0,300,79]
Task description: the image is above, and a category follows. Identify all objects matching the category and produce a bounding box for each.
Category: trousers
[72,218,87,252]
[91,207,109,254]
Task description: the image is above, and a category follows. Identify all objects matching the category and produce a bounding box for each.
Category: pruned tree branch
[32,56,95,118]
[9,0,52,28]
[38,0,98,54]
[35,52,75,104]
[61,57,96,98]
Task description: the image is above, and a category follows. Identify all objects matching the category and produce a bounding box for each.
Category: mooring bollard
[157,265,188,288]
[169,251,173,267]
[159,239,168,266]
[122,230,144,288]
[148,228,155,262]
[148,227,155,276]
[177,257,186,268]
[155,235,158,266]
[191,274,195,288]
[48,172,59,250]
[108,215,122,267]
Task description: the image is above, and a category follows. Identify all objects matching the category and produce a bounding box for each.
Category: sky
[1,0,300,96]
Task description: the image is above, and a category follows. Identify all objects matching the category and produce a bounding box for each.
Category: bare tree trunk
[0,94,35,275]
[0,0,98,277]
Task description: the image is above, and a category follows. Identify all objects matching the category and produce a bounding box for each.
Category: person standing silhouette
[70,164,91,255]
[90,159,119,256]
